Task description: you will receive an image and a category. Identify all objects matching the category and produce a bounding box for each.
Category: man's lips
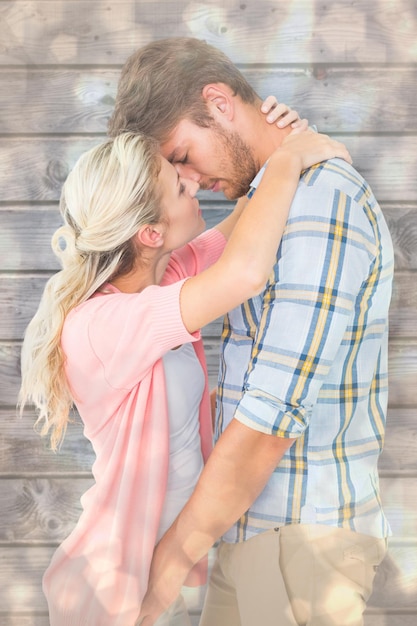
[199,180,222,193]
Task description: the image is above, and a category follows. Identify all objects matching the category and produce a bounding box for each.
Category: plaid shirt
[215,158,394,542]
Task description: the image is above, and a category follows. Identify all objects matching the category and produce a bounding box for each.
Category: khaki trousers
[199,525,387,626]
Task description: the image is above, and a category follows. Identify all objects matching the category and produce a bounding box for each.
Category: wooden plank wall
[1,1,416,624]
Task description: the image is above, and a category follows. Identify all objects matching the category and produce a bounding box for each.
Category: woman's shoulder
[62,280,198,391]
[64,286,162,331]
[63,279,193,354]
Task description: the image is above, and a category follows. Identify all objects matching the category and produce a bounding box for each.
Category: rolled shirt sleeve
[232,161,382,438]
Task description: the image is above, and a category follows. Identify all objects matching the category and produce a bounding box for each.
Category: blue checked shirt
[215,158,394,542]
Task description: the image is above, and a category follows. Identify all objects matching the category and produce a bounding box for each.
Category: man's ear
[136,224,165,248]
[202,83,235,121]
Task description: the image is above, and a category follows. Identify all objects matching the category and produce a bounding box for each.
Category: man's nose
[175,162,200,183]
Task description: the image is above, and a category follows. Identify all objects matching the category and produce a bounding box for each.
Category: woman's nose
[181,176,200,197]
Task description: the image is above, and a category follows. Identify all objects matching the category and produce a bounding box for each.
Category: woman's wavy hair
[19,132,162,450]
[108,37,259,142]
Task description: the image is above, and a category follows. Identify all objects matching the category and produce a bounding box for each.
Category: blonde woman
[19,116,350,625]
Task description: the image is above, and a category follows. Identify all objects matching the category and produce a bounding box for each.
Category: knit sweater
[43,228,226,626]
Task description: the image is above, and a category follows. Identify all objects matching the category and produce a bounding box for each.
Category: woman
[19,107,350,625]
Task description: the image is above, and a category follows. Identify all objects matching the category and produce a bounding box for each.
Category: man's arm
[136,420,295,626]
[138,163,366,626]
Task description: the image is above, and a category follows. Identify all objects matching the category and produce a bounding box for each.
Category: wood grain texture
[2,407,415,474]
[1,136,416,203]
[1,0,416,65]
[0,269,415,341]
[0,477,93,542]
[383,205,417,271]
[380,408,417,471]
[0,205,230,271]
[0,410,94,474]
[1,339,416,406]
[389,272,417,339]
[0,208,62,271]
[2,205,417,271]
[0,67,415,134]
[1,0,416,622]
[0,476,414,543]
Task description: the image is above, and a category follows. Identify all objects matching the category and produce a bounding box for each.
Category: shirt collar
[247,125,318,199]
[247,164,267,199]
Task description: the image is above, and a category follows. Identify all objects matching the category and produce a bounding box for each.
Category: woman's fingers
[260,96,307,129]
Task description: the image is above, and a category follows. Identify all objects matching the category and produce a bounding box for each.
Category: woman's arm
[180,130,351,334]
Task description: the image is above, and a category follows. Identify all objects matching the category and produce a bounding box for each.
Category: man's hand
[135,529,193,626]
[135,575,182,625]
[135,592,165,626]
[135,420,296,625]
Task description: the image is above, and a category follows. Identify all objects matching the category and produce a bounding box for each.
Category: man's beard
[212,123,258,200]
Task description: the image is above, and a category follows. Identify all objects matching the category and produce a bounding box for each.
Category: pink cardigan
[43,228,226,626]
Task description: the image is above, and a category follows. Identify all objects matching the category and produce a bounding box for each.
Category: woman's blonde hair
[19,132,162,450]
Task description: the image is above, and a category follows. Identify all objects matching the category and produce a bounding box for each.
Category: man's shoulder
[300,158,365,190]
[286,158,381,229]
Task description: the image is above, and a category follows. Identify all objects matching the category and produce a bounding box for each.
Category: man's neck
[253,116,292,169]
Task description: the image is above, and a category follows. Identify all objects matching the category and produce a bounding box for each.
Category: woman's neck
[110,251,172,293]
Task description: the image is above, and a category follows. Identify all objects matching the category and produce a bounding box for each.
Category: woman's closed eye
[177,153,188,165]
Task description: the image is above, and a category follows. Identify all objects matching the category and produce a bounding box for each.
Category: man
[109,38,393,626]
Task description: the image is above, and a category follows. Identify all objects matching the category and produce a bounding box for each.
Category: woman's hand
[261,95,308,131]
[270,129,352,172]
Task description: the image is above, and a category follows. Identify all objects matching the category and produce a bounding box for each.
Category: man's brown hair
[108,37,259,142]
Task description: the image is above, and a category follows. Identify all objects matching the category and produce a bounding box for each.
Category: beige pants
[199,525,387,626]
